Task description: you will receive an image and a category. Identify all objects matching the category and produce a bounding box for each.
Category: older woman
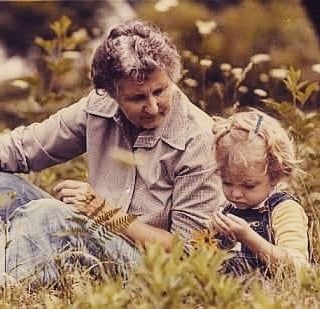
[0,19,223,283]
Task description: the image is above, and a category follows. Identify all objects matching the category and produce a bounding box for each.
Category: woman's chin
[140,117,164,129]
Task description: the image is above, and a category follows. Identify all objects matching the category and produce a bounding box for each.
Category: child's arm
[271,200,309,265]
[212,209,307,265]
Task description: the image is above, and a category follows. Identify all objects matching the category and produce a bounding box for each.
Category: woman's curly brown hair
[91,19,181,97]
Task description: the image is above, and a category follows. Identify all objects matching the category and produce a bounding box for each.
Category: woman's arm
[0,96,88,172]
[53,179,174,251]
[121,218,174,251]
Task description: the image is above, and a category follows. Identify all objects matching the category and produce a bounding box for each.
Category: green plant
[34,15,89,94]
[262,67,320,260]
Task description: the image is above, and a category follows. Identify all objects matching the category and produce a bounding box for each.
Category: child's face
[220,163,274,209]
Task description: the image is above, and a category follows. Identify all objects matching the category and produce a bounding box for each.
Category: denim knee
[2,198,141,284]
[0,172,51,220]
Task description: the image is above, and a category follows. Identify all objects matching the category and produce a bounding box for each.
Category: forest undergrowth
[0,10,320,307]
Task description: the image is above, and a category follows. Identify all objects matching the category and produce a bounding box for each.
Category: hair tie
[254,115,263,134]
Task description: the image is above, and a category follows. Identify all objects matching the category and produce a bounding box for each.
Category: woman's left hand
[212,211,251,242]
[53,180,107,216]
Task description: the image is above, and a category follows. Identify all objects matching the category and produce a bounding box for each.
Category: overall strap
[266,191,300,211]
[263,192,299,245]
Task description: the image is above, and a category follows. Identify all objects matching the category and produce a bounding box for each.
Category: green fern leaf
[53,227,89,238]
[103,214,137,233]
[93,208,121,223]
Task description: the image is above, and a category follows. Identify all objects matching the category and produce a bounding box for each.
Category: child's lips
[232,201,248,209]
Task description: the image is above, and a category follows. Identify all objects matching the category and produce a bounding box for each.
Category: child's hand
[212,211,251,242]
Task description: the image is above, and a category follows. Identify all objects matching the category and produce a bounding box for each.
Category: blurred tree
[0,0,135,57]
[301,0,320,42]
[135,0,320,113]
[0,1,100,56]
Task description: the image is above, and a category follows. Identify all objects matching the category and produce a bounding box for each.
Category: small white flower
[195,19,217,35]
[250,53,271,64]
[0,56,31,82]
[312,64,320,74]
[182,50,193,58]
[190,55,199,64]
[254,88,268,97]
[63,51,81,60]
[238,85,248,93]
[183,78,198,87]
[199,100,207,110]
[259,73,269,83]
[154,0,179,12]
[200,59,213,67]
[231,67,243,79]
[269,68,288,79]
[220,63,232,71]
[10,79,29,89]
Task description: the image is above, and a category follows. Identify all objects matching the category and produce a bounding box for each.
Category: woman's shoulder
[84,89,119,118]
[172,86,214,132]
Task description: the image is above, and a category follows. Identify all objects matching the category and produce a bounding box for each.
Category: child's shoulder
[269,191,307,220]
[267,191,300,211]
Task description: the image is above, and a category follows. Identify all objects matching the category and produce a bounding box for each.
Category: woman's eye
[222,181,232,187]
[129,94,145,102]
[153,88,163,96]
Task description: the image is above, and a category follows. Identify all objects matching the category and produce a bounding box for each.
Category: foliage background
[0,0,320,307]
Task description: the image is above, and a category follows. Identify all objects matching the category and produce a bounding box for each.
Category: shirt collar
[134,87,187,150]
[86,90,119,117]
[86,86,190,151]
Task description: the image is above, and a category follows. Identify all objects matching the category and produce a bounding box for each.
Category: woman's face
[115,69,173,129]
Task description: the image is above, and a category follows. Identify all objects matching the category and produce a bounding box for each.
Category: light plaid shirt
[0,86,224,241]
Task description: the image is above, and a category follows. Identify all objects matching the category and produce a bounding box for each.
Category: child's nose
[230,187,243,198]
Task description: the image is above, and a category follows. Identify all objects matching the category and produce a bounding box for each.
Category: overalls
[216,192,301,276]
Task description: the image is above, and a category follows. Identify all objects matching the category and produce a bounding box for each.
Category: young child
[211,109,310,276]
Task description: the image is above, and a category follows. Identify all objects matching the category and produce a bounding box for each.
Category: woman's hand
[53,180,108,216]
[212,211,251,242]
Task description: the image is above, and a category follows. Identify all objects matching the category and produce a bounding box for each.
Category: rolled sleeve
[0,98,88,172]
[171,167,222,239]
[170,132,224,241]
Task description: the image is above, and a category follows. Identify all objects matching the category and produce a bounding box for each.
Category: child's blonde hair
[212,109,299,183]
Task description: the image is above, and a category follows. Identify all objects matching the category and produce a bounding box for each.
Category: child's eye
[243,184,256,190]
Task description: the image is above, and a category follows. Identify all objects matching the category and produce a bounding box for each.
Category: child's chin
[235,203,250,209]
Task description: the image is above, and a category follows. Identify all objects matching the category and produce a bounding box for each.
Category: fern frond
[87,221,115,241]
[66,216,88,225]
[53,227,89,238]
[94,207,121,223]
[103,214,137,233]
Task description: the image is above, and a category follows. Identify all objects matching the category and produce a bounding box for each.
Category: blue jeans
[0,172,51,220]
[0,172,141,285]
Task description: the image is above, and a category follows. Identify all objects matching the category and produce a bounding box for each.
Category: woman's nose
[144,96,159,115]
